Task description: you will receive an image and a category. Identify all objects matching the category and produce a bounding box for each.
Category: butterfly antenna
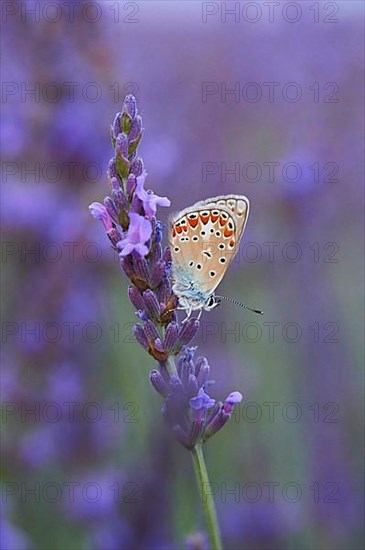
[217,295,263,315]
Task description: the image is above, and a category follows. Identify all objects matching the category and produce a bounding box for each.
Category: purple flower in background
[117,212,152,257]
[135,171,171,218]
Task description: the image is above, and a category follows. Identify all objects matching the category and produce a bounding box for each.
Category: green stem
[165,354,178,377]
[191,444,223,550]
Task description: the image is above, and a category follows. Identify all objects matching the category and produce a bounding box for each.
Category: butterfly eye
[207,295,215,307]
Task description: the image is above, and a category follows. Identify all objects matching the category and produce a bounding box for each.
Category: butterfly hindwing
[170,195,249,295]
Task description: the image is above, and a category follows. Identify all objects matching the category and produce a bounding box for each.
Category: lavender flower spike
[89,95,244,550]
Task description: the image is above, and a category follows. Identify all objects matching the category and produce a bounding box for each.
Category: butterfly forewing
[170,195,249,295]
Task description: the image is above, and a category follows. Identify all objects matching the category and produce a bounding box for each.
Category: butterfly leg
[181,306,192,324]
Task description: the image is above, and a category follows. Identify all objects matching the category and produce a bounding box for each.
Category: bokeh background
[1,1,364,549]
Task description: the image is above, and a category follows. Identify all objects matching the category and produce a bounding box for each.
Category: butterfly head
[172,277,219,312]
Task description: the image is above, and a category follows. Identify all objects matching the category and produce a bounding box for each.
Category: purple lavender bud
[103,196,119,224]
[143,289,161,322]
[130,157,144,177]
[112,187,128,212]
[163,246,172,264]
[108,158,118,179]
[195,357,210,387]
[115,132,129,158]
[149,369,170,398]
[178,346,197,378]
[187,374,199,398]
[169,374,184,394]
[180,357,195,389]
[133,324,149,350]
[150,242,163,267]
[128,285,145,310]
[115,133,130,179]
[130,193,143,214]
[156,277,171,307]
[120,255,135,279]
[110,176,120,191]
[203,403,229,441]
[136,310,148,322]
[158,362,171,383]
[154,338,163,352]
[126,174,137,197]
[163,322,179,353]
[107,228,122,247]
[155,221,163,244]
[149,261,165,289]
[123,94,137,119]
[223,391,243,414]
[143,320,160,344]
[189,419,204,447]
[178,319,199,347]
[112,112,122,138]
[132,253,150,283]
[129,115,143,143]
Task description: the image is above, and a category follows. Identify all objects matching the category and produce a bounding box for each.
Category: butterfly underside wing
[170,195,249,303]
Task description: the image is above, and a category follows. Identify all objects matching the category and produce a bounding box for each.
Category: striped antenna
[216,295,263,315]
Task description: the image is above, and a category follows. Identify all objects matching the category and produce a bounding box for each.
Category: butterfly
[170,194,262,319]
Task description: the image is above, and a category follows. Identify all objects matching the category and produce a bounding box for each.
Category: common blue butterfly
[170,195,262,319]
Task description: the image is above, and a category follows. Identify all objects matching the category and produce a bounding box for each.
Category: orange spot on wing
[210,212,219,222]
[200,213,209,225]
[188,217,199,228]
[176,226,183,234]
[229,239,235,248]
[172,228,176,238]
[219,216,228,227]
[224,227,234,238]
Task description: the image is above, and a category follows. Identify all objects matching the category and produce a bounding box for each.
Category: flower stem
[191,443,223,550]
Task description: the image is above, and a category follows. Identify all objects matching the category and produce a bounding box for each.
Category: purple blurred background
[1,1,364,549]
